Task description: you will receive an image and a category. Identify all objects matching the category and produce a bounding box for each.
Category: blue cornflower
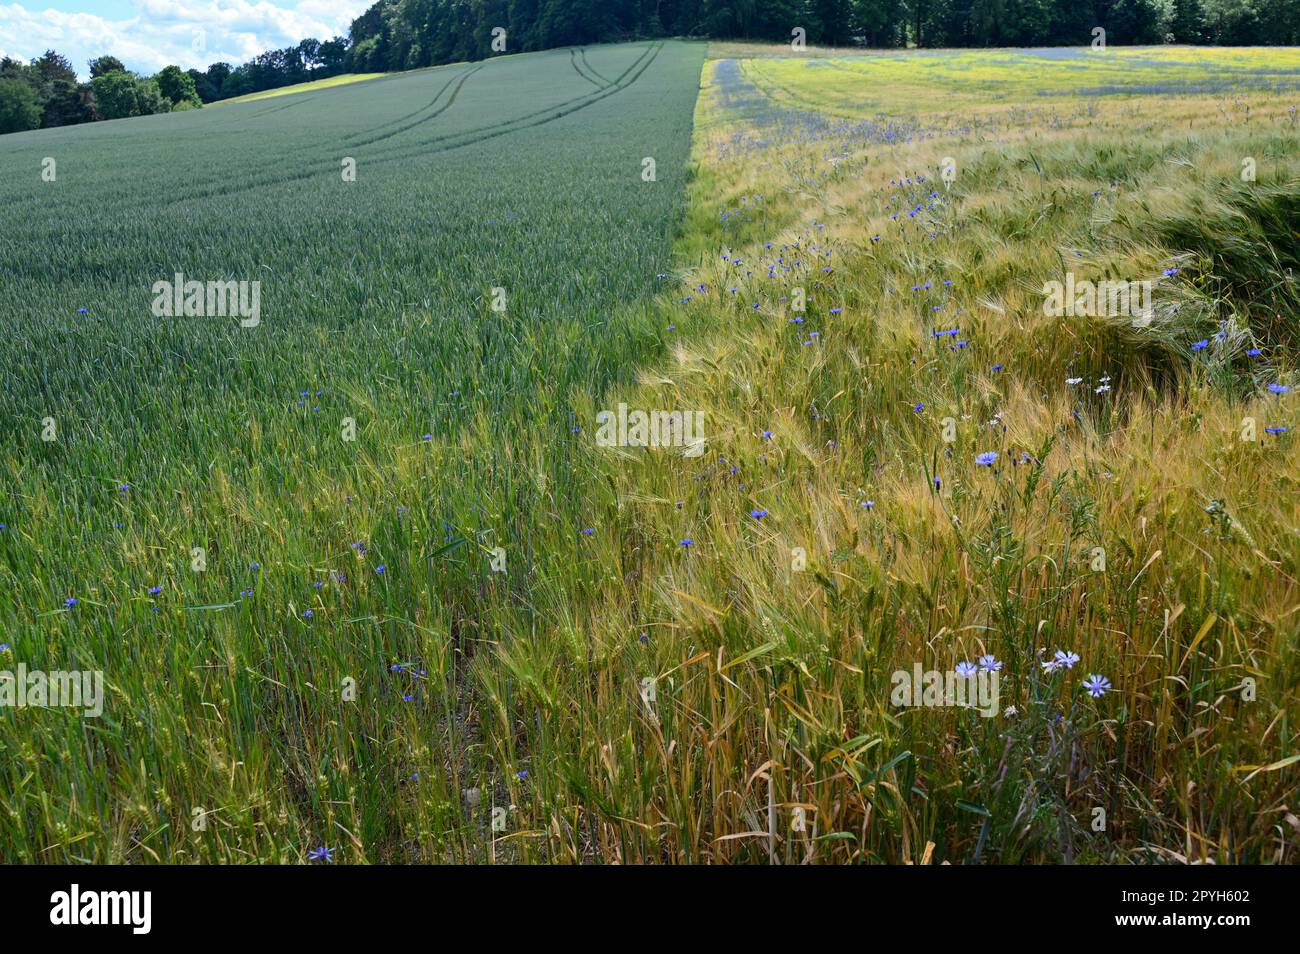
[65,597,78,608]
[978,655,1002,672]
[517,770,529,780]
[750,508,768,520]
[913,403,924,413]
[148,586,162,595]
[1246,348,1262,357]
[308,846,334,863]
[975,451,998,466]
[1082,674,1111,698]
[302,609,313,619]
[1265,426,1288,434]
[1268,383,1291,394]
[762,430,773,439]
[1054,650,1081,670]
[581,527,595,535]
[1163,268,1179,277]
[375,564,386,574]
[991,364,1004,372]
[680,538,692,547]
[1191,339,1208,352]
[0,643,9,652]
[955,661,977,677]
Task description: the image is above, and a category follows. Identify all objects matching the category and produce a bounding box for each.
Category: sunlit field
[212,72,387,105]
[0,41,1296,864]
[638,43,1299,863]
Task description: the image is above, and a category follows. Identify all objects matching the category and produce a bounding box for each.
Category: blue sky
[0,0,373,79]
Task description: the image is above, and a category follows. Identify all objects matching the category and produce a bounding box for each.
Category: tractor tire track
[142,66,482,210]
[248,96,319,118]
[151,43,663,213]
[142,47,654,213]
[570,48,606,89]
[343,64,483,147]
[578,48,611,86]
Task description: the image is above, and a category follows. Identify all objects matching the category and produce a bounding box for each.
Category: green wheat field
[0,40,1297,864]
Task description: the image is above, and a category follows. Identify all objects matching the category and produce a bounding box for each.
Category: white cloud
[0,1,373,79]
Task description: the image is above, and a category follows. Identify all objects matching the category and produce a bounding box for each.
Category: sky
[0,0,374,79]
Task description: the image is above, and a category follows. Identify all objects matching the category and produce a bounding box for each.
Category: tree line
[181,0,1300,102]
[0,52,202,134]
[343,0,1299,71]
[2,0,1295,135]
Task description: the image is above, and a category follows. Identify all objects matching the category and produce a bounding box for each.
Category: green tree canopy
[33,50,77,86]
[155,65,202,108]
[0,77,42,133]
[90,71,169,120]
[89,55,127,78]
[41,78,94,127]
